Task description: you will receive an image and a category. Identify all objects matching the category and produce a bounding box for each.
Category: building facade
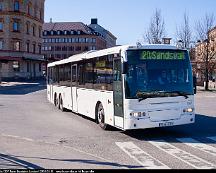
[191,26,216,85]
[42,19,117,62]
[0,0,45,80]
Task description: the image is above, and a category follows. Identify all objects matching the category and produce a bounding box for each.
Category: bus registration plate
[159,122,174,127]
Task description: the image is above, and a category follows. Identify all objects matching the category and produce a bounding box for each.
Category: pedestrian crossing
[116,136,216,169]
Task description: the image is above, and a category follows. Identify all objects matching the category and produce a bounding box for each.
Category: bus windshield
[125,49,194,99]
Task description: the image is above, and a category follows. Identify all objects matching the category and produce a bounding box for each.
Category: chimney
[50,18,53,23]
[162,38,172,45]
[91,18,98,25]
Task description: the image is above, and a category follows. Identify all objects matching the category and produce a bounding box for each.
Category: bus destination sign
[141,51,185,60]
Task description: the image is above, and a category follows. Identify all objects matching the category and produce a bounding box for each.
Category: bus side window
[72,65,77,86]
[78,65,85,86]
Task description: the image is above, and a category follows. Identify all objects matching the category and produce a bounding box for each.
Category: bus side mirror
[122,62,128,74]
[193,76,197,94]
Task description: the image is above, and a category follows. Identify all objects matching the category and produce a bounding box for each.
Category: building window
[0,2,3,11]
[32,25,36,36]
[14,1,19,11]
[32,43,36,53]
[27,62,30,72]
[26,22,30,34]
[64,30,68,35]
[38,45,41,54]
[0,40,3,50]
[39,10,42,20]
[13,41,20,51]
[39,63,41,72]
[77,30,81,35]
[26,42,30,52]
[50,30,54,35]
[13,61,20,72]
[57,30,61,35]
[13,21,19,32]
[27,4,32,15]
[0,22,3,31]
[38,27,42,38]
[44,31,48,36]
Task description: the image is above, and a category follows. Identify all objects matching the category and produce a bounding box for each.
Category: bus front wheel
[97,103,108,130]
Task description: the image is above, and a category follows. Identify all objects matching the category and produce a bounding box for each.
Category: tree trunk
[205,68,209,90]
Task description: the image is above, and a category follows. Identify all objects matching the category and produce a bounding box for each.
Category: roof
[43,22,92,34]
[48,44,183,67]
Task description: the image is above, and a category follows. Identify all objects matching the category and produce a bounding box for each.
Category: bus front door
[71,64,78,113]
[113,58,124,129]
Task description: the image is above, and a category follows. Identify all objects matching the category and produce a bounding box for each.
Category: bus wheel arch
[96,102,108,130]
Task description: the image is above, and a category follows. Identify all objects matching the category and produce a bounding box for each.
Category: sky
[44,0,216,45]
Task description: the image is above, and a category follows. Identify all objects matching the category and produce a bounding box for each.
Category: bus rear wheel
[59,95,65,112]
[97,103,108,130]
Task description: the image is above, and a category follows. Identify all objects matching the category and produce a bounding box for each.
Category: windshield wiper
[136,91,166,102]
[136,91,189,102]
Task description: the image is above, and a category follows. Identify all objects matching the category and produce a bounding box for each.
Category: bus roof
[48,44,185,67]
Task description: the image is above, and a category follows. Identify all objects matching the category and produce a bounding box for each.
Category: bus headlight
[183,108,194,113]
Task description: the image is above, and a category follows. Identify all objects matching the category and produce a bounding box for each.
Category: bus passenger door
[113,58,124,129]
[71,64,78,113]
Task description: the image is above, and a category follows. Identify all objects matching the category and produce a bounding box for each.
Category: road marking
[208,136,216,142]
[176,138,216,157]
[149,140,215,169]
[0,133,128,169]
[115,142,170,169]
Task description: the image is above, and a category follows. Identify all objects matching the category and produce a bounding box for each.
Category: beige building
[192,26,216,85]
[0,0,45,80]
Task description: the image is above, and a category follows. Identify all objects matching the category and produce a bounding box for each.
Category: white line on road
[149,140,215,169]
[115,142,170,169]
[176,138,216,157]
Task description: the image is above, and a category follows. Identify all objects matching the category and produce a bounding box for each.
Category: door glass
[113,59,124,117]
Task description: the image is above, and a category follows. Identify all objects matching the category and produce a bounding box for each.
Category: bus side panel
[76,89,114,126]
[62,87,72,110]
[47,84,51,102]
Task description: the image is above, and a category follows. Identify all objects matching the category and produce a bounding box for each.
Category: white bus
[47,45,195,130]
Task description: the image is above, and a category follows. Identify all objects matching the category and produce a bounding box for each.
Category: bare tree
[144,9,166,44]
[176,12,192,49]
[195,13,216,90]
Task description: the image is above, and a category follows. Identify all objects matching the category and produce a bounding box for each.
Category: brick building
[0,0,45,81]
[191,26,216,85]
[42,18,117,62]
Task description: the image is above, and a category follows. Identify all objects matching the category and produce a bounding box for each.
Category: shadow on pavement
[123,114,216,144]
[0,154,44,169]
[0,80,46,95]
[8,155,142,169]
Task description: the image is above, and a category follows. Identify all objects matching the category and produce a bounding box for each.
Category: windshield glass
[125,49,194,99]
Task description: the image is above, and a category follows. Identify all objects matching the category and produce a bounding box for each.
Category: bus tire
[59,94,65,112]
[54,93,58,107]
[97,103,108,130]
